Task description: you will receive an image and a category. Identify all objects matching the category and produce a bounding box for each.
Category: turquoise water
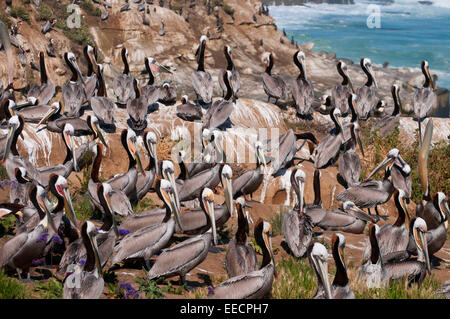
[268,0,450,91]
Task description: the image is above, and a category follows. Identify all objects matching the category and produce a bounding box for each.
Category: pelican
[132,130,158,202]
[360,224,387,288]
[90,64,116,126]
[218,45,240,98]
[141,57,160,107]
[232,141,267,201]
[292,51,314,119]
[355,58,377,120]
[262,52,288,104]
[282,168,313,258]
[26,51,55,105]
[82,45,98,102]
[62,52,86,117]
[158,81,177,106]
[309,243,331,299]
[146,188,217,287]
[208,218,276,299]
[56,183,119,279]
[331,60,354,116]
[337,122,364,189]
[63,221,104,299]
[413,61,435,147]
[312,108,344,169]
[126,79,148,131]
[191,35,213,104]
[225,197,257,278]
[88,143,133,217]
[8,99,62,124]
[111,179,182,268]
[329,234,355,299]
[176,95,203,122]
[9,166,33,206]
[113,47,135,107]
[203,70,234,130]
[372,84,402,136]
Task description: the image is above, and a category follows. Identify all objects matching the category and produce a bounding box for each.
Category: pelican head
[125,129,145,175]
[361,58,377,88]
[436,192,449,228]
[161,160,181,212]
[145,131,158,176]
[158,179,183,231]
[254,141,266,171]
[84,221,102,276]
[293,169,306,215]
[421,60,435,90]
[412,217,431,274]
[342,201,376,223]
[225,45,232,55]
[97,182,118,238]
[15,167,32,184]
[366,148,400,180]
[53,174,78,231]
[87,115,107,148]
[36,102,61,128]
[310,242,331,299]
[63,123,78,172]
[220,164,234,218]
[200,35,208,45]
[201,188,217,245]
[3,115,22,163]
[181,95,189,104]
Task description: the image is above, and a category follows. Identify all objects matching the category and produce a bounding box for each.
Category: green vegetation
[0,271,29,299]
[161,280,185,295]
[133,197,156,212]
[223,3,235,16]
[249,237,262,255]
[81,0,101,17]
[0,13,12,27]
[21,0,31,4]
[0,214,17,237]
[270,206,284,236]
[33,278,63,299]
[72,195,94,222]
[135,277,164,299]
[10,6,31,23]
[37,4,54,21]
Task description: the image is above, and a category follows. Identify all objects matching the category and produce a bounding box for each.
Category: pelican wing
[282,210,313,257]
[413,88,435,119]
[113,74,135,105]
[192,71,213,103]
[62,82,86,117]
[356,86,376,119]
[292,77,314,116]
[262,73,288,100]
[90,96,116,125]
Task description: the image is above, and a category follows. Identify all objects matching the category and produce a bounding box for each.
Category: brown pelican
[63,221,104,299]
[384,218,431,287]
[309,242,331,299]
[262,52,288,104]
[218,45,240,98]
[57,182,119,279]
[360,224,387,288]
[176,95,203,122]
[192,35,213,104]
[337,121,364,189]
[90,64,116,126]
[331,60,354,116]
[9,166,33,206]
[113,47,135,107]
[282,168,313,258]
[355,58,377,120]
[126,79,147,131]
[26,51,55,106]
[208,218,276,299]
[417,192,449,231]
[141,57,160,107]
[372,84,402,136]
[62,52,87,117]
[8,99,62,124]
[88,143,133,217]
[312,108,344,169]
[132,130,158,202]
[111,179,182,268]
[146,188,217,287]
[292,51,314,119]
[329,234,355,299]
[225,197,258,278]
[82,45,98,102]
[203,70,234,130]
[158,81,177,106]
[232,141,267,201]
[413,61,436,147]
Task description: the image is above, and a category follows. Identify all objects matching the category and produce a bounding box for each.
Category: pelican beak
[396,88,403,112]
[313,254,331,299]
[168,186,183,232]
[205,198,217,246]
[345,69,355,93]
[355,127,365,158]
[104,192,119,238]
[264,230,277,278]
[298,179,304,215]
[90,120,107,148]
[41,194,59,235]
[88,230,102,276]
[418,229,431,274]
[156,62,172,74]
[62,186,79,232]
[223,174,234,218]
[418,119,433,194]
[128,137,145,176]
[164,169,181,213]
[36,106,58,128]
[73,59,86,85]
[15,98,35,109]
[366,156,394,181]
[2,121,18,163]
[348,204,376,223]
[64,130,78,172]
[256,146,267,175]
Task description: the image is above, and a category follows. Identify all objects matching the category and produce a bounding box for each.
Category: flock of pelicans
[0,33,447,299]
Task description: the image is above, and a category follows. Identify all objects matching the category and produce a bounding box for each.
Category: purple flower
[118,229,130,236]
[32,258,45,265]
[118,282,141,299]
[207,286,215,295]
[10,181,18,189]
[78,259,86,266]
[36,232,49,243]
[52,234,63,244]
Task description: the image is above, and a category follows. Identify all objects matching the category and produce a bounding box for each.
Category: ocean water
[268,0,450,91]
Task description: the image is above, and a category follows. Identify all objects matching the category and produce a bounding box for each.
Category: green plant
[133,197,156,212]
[161,280,184,295]
[135,277,164,299]
[21,0,31,4]
[33,278,63,299]
[270,206,284,236]
[10,6,31,23]
[37,4,54,21]
[81,0,101,16]
[0,271,29,299]
[0,14,12,27]
[249,237,262,255]
[72,195,94,222]
[0,214,17,236]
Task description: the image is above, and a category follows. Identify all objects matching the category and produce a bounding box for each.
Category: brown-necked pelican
[232,141,267,201]
[82,45,98,101]
[132,130,158,202]
[141,57,160,107]
[312,108,344,169]
[126,79,148,131]
[413,60,435,147]
[329,233,355,299]
[90,64,116,126]
[262,52,288,104]
[192,35,213,104]
[26,51,55,105]
[309,242,332,299]
[282,168,313,258]
[355,58,377,120]
[146,188,217,287]
[337,121,364,189]
[8,99,62,124]
[331,60,354,116]
[292,51,314,119]
[360,224,387,288]
[218,45,240,98]
[176,95,203,122]
[63,221,104,299]
[9,166,33,206]
[372,84,402,136]
[225,197,257,278]
[203,70,234,130]
[88,143,133,217]
[158,81,177,106]
[62,52,86,117]
[111,179,182,268]
[113,47,135,107]
[208,218,276,299]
